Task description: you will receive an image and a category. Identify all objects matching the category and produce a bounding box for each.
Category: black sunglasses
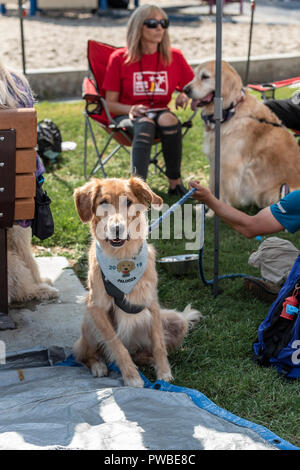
[143,18,169,29]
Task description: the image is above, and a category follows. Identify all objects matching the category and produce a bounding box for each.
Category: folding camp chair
[248,76,300,101]
[248,76,300,140]
[82,40,197,180]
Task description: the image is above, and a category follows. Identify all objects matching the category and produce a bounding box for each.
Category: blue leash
[198,245,248,286]
[149,187,249,286]
[149,188,196,233]
[197,203,248,286]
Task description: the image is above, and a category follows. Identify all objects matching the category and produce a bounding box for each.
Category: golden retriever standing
[184,60,300,209]
[73,176,200,387]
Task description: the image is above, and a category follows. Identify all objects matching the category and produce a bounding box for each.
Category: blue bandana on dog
[96,241,148,295]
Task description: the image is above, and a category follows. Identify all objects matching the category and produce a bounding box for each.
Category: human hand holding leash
[189,180,212,204]
[129,104,149,120]
[188,180,285,238]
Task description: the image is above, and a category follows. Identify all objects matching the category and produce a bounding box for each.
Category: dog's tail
[180,303,202,328]
[160,304,202,328]
[160,304,202,352]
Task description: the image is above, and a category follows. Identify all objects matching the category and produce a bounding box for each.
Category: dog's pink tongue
[191,99,200,111]
[191,92,214,110]
[204,92,214,103]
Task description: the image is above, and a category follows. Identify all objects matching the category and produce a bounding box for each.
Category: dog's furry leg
[88,305,144,387]
[7,251,59,304]
[149,301,173,382]
[8,226,56,291]
[73,327,108,378]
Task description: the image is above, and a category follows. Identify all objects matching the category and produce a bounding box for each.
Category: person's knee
[136,116,155,127]
[139,116,155,125]
[157,112,179,128]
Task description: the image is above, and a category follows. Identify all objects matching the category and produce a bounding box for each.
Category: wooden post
[0,108,37,330]
[0,129,16,329]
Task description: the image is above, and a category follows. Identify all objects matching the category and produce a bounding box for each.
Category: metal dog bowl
[157,254,199,275]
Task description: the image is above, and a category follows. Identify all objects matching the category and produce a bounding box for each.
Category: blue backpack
[253,254,300,380]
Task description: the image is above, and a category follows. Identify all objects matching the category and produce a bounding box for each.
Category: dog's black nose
[183,84,191,97]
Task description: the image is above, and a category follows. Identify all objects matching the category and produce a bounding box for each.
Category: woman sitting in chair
[102,4,194,196]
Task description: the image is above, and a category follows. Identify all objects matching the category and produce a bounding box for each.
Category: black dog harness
[101,271,145,314]
[201,89,284,131]
[201,89,246,130]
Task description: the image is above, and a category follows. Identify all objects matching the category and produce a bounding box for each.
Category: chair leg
[84,114,89,180]
[149,144,166,176]
[91,141,121,177]
[85,113,107,178]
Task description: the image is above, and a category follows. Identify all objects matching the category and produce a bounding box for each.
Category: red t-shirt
[102,47,194,109]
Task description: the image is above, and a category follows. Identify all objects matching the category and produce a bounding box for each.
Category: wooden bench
[0,108,37,330]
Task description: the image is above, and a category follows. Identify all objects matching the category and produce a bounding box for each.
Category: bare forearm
[188,181,284,238]
[201,190,255,237]
[106,100,131,116]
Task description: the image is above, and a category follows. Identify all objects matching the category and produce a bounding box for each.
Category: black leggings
[114,111,182,180]
[265,97,300,131]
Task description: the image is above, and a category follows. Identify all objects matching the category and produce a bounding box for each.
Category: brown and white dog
[184,60,300,209]
[73,176,200,387]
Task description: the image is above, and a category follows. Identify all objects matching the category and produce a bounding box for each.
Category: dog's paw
[41,277,53,286]
[157,371,174,383]
[123,373,144,388]
[91,361,108,378]
[37,284,59,300]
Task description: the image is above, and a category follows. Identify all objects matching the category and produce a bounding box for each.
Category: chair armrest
[82,77,119,126]
[82,77,100,103]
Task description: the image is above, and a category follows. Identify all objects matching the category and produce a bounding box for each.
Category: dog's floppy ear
[129,176,163,208]
[74,179,102,223]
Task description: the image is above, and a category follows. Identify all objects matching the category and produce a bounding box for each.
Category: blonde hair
[126,4,171,65]
[0,61,33,109]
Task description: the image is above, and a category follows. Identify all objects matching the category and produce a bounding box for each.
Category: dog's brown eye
[201,73,210,80]
[127,199,132,207]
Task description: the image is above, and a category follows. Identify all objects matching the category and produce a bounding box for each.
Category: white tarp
[0,362,289,451]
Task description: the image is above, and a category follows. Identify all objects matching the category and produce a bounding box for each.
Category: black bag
[32,181,54,240]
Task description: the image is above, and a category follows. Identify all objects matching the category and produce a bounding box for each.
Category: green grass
[34,90,300,448]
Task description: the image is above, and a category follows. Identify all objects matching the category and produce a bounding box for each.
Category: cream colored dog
[73,176,200,387]
[184,60,300,209]
[8,225,58,304]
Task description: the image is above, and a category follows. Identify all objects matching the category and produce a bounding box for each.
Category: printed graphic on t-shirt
[133,71,168,96]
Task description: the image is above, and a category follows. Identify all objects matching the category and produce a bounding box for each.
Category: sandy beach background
[0,0,300,72]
